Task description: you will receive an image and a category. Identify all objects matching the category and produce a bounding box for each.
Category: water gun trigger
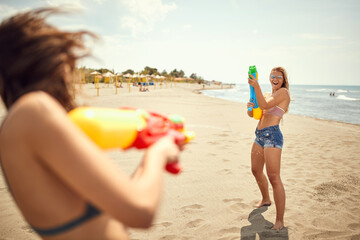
[131,111,191,175]
[165,162,182,174]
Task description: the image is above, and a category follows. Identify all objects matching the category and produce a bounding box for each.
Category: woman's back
[0,92,128,239]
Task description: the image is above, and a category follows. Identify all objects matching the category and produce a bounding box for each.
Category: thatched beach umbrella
[102,72,114,85]
[90,71,101,75]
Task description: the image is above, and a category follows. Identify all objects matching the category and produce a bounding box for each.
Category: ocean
[201,84,360,125]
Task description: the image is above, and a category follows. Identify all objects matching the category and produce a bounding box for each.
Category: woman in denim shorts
[247,67,290,231]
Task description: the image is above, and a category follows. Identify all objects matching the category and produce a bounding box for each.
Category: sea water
[201,84,360,125]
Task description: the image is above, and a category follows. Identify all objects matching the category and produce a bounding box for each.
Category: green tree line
[79,66,205,83]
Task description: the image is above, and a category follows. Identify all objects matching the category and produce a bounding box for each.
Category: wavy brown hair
[0,8,96,111]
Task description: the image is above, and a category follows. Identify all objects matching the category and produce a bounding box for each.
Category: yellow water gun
[68,107,195,174]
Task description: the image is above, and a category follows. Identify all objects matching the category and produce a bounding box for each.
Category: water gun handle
[248,66,262,120]
[248,84,255,111]
[248,71,258,111]
[165,162,182,174]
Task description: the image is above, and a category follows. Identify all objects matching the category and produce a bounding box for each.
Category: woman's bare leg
[251,143,271,208]
[264,147,285,230]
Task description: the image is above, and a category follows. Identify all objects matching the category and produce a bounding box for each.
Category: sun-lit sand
[1,82,359,240]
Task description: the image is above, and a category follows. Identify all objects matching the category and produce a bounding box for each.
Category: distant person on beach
[0,8,181,240]
[247,66,290,231]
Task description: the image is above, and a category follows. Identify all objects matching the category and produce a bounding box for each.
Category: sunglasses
[270,75,283,79]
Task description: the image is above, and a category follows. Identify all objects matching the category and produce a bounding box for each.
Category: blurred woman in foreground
[0,8,181,239]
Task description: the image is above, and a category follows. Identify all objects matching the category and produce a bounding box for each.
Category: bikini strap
[31,203,101,236]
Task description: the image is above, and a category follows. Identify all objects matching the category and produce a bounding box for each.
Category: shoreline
[198,87,360,127]
[0,83,359,240]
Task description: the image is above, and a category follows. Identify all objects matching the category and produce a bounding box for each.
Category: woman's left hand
[248,74,259,88]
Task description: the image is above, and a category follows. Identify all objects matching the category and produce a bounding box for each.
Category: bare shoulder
[264,92,272,99]
[11,91,65,117]
[2,92,67,136]
[275,88,290,99]
[14,91,65,113]
[280,88,290,95]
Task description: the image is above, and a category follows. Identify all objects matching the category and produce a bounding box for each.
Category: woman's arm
[23,93,179,228]
[248,75,289,110]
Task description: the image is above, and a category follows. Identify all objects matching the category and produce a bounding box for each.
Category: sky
[0,0,359,85]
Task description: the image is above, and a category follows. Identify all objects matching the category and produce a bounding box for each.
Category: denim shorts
[254,125,283,149]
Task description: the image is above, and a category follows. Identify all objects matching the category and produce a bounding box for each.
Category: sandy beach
[0,82,359,240]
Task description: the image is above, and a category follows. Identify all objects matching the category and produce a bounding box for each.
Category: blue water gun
[248,65,262,120]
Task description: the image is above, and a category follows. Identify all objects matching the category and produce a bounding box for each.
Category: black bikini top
[30,203,101,236]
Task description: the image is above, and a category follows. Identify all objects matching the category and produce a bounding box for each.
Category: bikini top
[0,115,102,236]
[264,106,285,118]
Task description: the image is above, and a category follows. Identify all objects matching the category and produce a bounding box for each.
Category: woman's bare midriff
[257,113,282,130]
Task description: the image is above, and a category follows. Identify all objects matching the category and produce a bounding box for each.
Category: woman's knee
[251,167,263,178]
[267,172,281,185]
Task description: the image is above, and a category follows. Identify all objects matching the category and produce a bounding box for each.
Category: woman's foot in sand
[256,200,271,208]
[271,221,284,231]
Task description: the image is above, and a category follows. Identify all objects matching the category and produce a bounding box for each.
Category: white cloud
[183,24,192,29]
[120,0,177,36]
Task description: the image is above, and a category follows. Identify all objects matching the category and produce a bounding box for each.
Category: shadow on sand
[240,206,289,240]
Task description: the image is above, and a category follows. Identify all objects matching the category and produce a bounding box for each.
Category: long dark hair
[0,8,96,111]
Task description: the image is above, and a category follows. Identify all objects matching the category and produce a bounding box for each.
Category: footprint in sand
[160,235,177,240]
[217,169,232,175]
[218,226,241,234]
[181,204,204,213]
[155,221,172,228]
[217,133,230,137]
[207,153,217,157]
[218,227,242,240]
[186,219,205,228]
[223,198,248,212]
[348,223,360,231]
